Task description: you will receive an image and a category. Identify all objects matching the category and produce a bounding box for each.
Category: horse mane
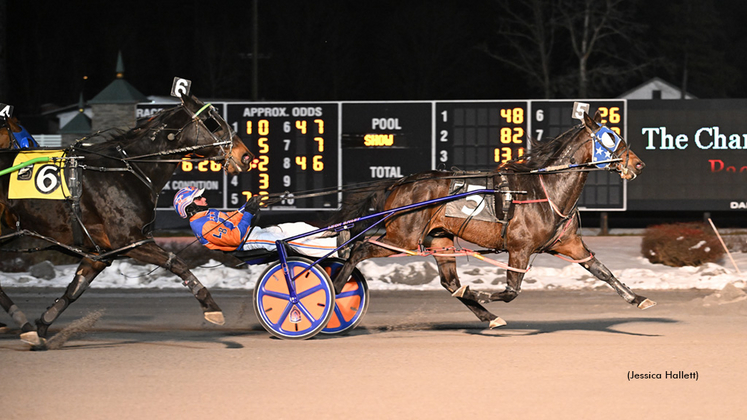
[500,123,585,172]
[73,106,183,150]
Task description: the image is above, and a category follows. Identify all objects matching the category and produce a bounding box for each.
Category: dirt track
[1,288,746,419]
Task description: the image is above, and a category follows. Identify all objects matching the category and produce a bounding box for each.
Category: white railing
[32,134,62,147]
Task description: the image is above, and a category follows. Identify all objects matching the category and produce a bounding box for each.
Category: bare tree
[486,0,559,99]
[557,0,647,97]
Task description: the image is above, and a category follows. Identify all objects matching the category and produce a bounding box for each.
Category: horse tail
[330,179,396,234]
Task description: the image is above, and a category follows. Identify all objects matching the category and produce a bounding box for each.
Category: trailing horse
[0,94,253,349]
[332,110,652,328]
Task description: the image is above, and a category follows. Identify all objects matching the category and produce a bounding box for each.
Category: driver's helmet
[173,187,205,218]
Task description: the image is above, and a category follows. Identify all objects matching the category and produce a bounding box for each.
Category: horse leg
[0,284,41,345]
[452,250,531,309]
[124,243,225,325]
[332,241,394,294]
[35,257,108,342]
[434,252,507,329]
[552,236,656,309]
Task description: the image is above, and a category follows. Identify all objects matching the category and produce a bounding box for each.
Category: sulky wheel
[319,258,369,335]
[253,257,335,340]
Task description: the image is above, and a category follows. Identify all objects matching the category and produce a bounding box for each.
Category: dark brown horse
[0,94,253,348]
[1,115,40,149]
[333,111,652,328]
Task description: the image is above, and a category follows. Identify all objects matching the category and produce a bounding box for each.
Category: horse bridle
[182,103,239,172]
[1,119,21,148]
[589,124,633,177]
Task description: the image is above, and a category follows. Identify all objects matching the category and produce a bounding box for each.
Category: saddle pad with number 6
[8,150,72,200]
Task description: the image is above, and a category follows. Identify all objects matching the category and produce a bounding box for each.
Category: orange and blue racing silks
[189,209,253,251]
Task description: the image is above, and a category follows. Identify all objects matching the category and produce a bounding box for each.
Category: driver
[173,187,337,257]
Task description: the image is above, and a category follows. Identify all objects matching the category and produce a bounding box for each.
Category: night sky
[4,0,747,123]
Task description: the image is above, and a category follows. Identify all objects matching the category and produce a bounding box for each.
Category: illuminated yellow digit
[258,137,269,153]
[259,119,269,136]
[513,107,524,124]
[258,155,269,171]
[599,107,609,124]
[210,161,222,171]
[500,108,512,123]
[500,127,512,143]
[518,148,525,158]
[314,119,324,134]
[295,156,307,170]
[612,127,621,135]
[245,121,252,134]
[242,191,252,201]
[296,120,307,134]
[198,161,209,172]
[493,148,501,162]
[314,137,324,152]
[181,159,193,171]
[513,127,524,143]
[502,147,512,162]
[259,173,269,189]
[609,107,621,123]
[313,155,324,171]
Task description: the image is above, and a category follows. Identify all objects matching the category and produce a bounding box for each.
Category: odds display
[140,100,629,212]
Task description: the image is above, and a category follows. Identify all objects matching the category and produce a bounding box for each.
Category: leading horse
[1,115,40,149]
[333,110,652,328]
[0,94,253,348]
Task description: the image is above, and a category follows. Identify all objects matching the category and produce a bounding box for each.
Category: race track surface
[1,288,746,419]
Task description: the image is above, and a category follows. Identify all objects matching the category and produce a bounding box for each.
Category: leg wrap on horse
[8,304,32,330]
[581,258,637,303]
[183,279,204,295]
[41,298,68,325]
[69,273,90,300]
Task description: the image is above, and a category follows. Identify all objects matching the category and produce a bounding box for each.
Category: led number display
[435,102,528,172]
[530,100,627,210]
[226,103,339,209]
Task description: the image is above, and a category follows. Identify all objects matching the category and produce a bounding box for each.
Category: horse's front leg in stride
[0,285,41,346]
[580,257,656,309]
[125,243,224,325]
[34,258,109,348]
[434,253,507,329]
[453,251,529,308]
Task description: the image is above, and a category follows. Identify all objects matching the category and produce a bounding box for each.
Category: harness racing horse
[333,110,652,329]
[1,115,40,149]
[0,94,253,348]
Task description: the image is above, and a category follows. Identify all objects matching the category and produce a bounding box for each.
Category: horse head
[583,110,644,180]
[0,117,20,148]
[177,94,254,174]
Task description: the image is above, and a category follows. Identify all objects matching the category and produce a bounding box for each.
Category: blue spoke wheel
[320,258,369,335]
[253,257,335,340]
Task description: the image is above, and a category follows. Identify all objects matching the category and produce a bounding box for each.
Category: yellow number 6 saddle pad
[8,150,72,200]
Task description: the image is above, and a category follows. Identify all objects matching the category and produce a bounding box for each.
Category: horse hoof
[204,311,225,325]
[451,285,469,298]
[489,317,507,329]
[20,331,46,348]
[637,299,656,310]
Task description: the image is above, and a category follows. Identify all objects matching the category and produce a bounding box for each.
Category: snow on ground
[2,234,746,292]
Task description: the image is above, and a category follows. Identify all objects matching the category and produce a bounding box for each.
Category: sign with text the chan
[627,99,747,211]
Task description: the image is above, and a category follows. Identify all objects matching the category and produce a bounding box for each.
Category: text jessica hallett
[628,371,698,381]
